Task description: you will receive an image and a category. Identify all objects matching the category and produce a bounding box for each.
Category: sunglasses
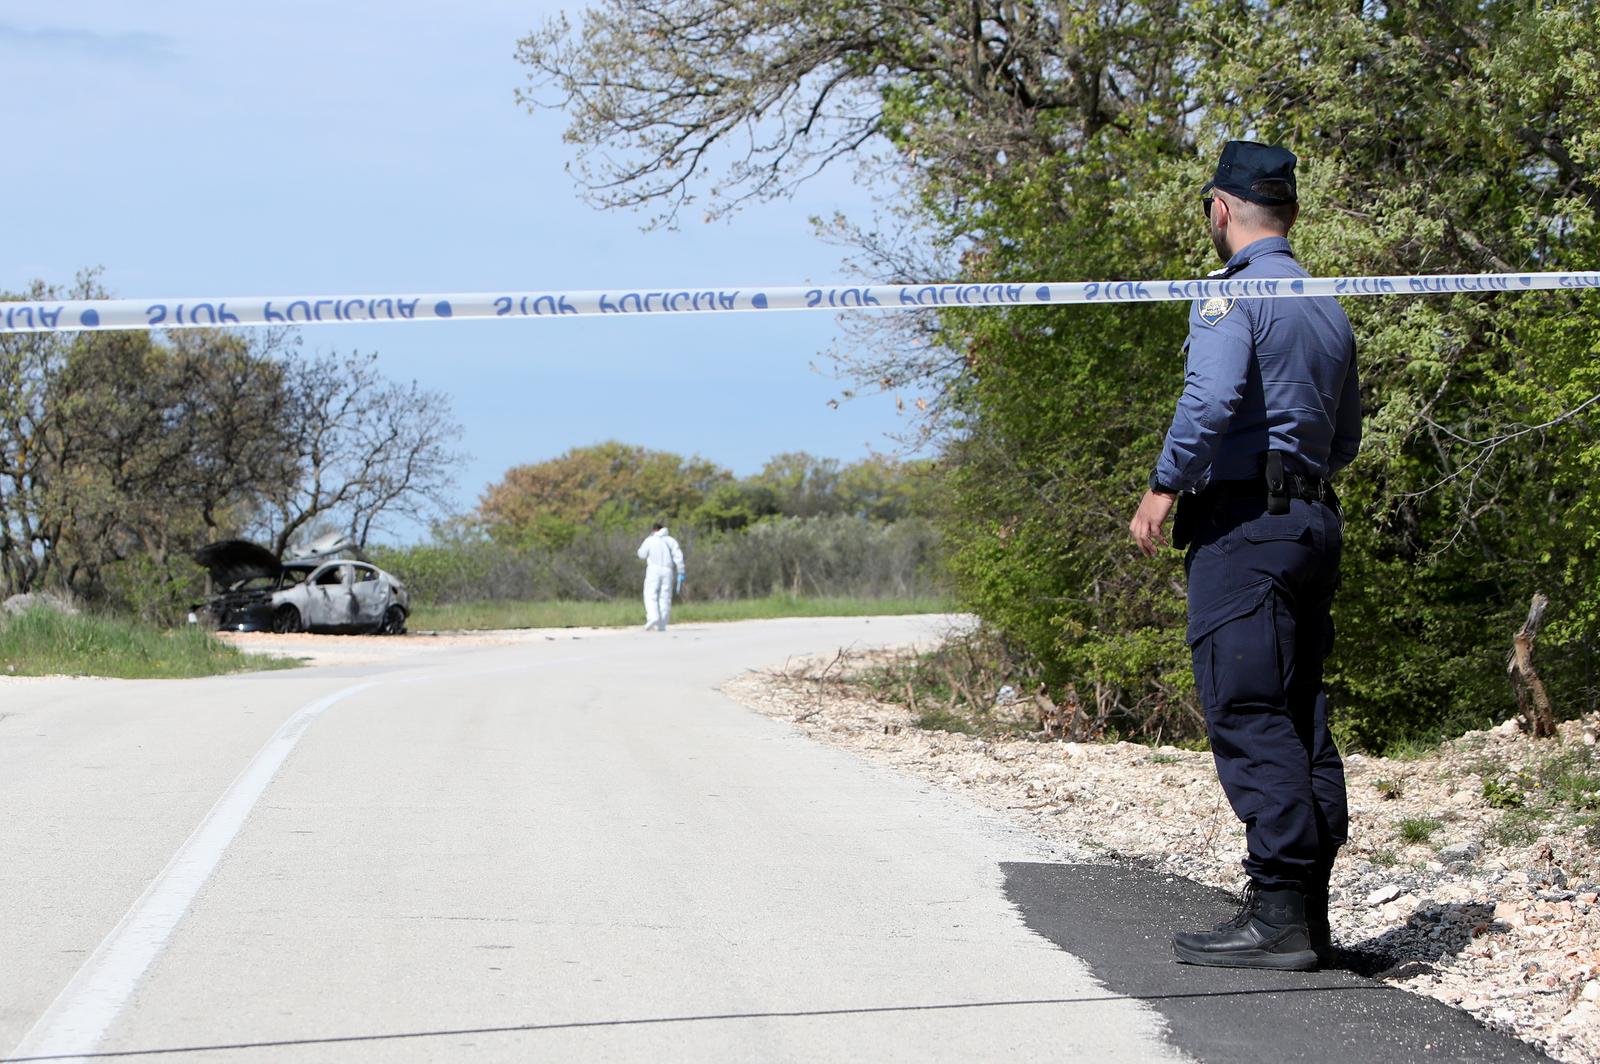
[1201,196,1215,219]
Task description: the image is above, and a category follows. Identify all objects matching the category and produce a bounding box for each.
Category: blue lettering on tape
[6,272,1599,335]
[143,302,242,326]
[809,287,882,308]
[495,294,579,317]
[1338,278,1397,294]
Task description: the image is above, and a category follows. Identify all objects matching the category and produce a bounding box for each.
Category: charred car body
[193,537,409,634]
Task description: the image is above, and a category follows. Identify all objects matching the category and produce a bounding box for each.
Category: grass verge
[410,594,953,631]
[0,608,299,679]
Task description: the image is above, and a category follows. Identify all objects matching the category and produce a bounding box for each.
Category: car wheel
[272,605,304,634]
[380,605,407,636]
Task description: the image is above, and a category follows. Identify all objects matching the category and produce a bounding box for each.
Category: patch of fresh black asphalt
[1003,863,1549,1064]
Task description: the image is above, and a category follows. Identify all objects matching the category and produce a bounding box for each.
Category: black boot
[1305,861,1336,967]
[1173,883,1319,971]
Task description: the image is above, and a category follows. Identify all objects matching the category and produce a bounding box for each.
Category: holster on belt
[1172,493,1199,551]
[1264,451,1290,515]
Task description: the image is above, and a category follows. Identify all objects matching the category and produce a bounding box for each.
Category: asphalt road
[2,616,1545,1063]
[1,617,1183,1063]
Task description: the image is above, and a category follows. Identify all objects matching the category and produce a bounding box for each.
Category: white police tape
[2,270,1598,334]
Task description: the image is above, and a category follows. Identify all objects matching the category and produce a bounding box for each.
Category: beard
[1210,220,1230,263]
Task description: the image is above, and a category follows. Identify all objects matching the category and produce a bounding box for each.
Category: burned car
[193,538,409,635]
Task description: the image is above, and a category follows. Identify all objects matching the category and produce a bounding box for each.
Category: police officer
[1128,141,1361,970]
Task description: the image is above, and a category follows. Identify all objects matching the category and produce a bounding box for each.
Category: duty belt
[1203,473,1332,502]
[1172,456,1336,549]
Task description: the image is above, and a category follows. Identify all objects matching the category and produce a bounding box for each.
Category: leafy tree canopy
[522,0,1600,748]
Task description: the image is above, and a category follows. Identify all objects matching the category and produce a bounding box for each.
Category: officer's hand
[1129,490,1176,557]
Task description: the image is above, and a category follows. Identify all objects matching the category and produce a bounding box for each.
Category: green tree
[479,441,729,547]
[2,276,465,617]
[690,480,781,531]
[755,452,842,517]
[521,0,1600,746]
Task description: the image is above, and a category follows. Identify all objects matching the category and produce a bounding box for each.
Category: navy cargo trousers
[1183,490,1348,891]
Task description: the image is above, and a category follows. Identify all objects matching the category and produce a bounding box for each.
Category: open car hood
[193,540,282,588]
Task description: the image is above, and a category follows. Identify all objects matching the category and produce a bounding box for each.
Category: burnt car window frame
[312,563,350,588]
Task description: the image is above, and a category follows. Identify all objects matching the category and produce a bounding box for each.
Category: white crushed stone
[725,654,1600,1064]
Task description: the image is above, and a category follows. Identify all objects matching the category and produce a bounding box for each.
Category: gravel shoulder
[724,651,1600,1064]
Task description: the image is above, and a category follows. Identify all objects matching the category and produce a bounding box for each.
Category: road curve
[1,617,1182,1063]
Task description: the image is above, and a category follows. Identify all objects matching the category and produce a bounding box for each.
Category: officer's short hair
[650,521,665,531]
[1226,185,1298,233]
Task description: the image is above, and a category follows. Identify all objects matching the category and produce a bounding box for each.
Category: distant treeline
[378,443,946,603]
[475,441,939,545]
[376,516,941,605]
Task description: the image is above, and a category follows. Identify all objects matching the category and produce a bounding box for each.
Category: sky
[0,3,923,541]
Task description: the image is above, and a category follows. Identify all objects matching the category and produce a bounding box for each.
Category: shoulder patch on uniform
[1197,297,1235,326]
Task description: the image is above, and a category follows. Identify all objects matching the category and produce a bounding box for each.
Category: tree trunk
[1507,592,1557,739]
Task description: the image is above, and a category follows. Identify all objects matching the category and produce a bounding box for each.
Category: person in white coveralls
[637,522,685,631]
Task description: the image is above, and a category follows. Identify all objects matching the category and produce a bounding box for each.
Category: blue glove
[676,572,685,592]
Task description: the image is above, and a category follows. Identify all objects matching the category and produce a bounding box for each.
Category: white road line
[7,648,615,1063]
[8,681,378,1062]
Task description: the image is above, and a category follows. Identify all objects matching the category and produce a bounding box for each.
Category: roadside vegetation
[522,1,1600,753]
[0,608,296,679]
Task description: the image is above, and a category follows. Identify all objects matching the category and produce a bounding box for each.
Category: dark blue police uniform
[1151,144,1361,962]
[1155,234,1360,895]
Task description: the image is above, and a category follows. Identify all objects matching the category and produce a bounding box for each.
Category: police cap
[1202,141,1298,206]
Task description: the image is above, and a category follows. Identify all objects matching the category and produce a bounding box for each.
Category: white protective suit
[636,528,686,630]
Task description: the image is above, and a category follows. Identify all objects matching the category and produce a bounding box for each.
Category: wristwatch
[1148,471,1179,496]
